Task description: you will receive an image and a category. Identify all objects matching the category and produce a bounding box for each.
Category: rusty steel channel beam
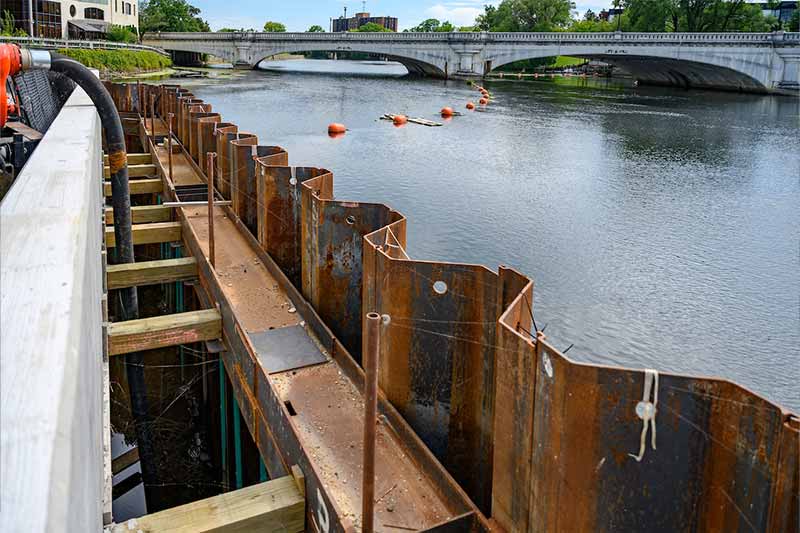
[110,81,799,533]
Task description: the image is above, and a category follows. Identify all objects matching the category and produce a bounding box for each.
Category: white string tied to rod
[629,368,659,462]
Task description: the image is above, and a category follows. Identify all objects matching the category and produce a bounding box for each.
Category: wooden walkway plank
[104,163,157,178]
[105,221,181,248]
[104,178,162,197]
[105,205,173,225]
[107,309,221,356]
[106,257,198,290]
[104,153,152,165]
[111,448,139,476]
[109,475,304,533]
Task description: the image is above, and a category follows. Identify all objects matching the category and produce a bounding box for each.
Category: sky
[189,0,613,32]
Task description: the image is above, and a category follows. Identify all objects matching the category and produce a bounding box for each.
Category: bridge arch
[485,46,770,91]
[250,46,447,77]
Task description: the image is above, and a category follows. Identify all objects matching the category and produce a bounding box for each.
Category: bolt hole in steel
[381,314,391,325]
[289,177,297,186]
[433,280,448,295]
[346,215,356,225]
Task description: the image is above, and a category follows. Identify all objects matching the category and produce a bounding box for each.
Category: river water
[170,59,799,412]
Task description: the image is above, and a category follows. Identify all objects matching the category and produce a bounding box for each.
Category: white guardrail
[145,31,800,44]
[0,36,169,55]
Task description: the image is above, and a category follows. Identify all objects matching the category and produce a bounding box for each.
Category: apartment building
[4,0,139,39]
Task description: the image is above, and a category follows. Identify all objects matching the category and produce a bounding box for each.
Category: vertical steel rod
[149,93,155,138]
[362,312,381,533]
[167,113,174,182]
[207,152,217,268]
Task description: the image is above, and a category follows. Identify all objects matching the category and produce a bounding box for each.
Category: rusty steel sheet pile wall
[300,173,405,362]
[494,291,800,532]
[256,166,331,288]
[105,82,799,533]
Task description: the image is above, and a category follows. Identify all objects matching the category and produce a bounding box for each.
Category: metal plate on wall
[248,325,327,374]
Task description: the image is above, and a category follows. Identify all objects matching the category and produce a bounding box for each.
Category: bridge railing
[145,31,799,45]
[0,36,169,55]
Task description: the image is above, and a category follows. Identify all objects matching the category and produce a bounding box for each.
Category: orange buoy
[441,107,455,117]
[479,98,488,105]
[392,114,408,126]
[327,123,346,135]
[466,102,475,110]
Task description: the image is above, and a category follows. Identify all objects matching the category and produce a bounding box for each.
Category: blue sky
[190,0,612,32]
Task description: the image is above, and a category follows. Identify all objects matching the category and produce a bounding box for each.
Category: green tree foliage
[624,0,775,32]
[790,9,799,31]
[263,21,287,32]
[307,25,325,32]
[353,22,393,32]
[107,24,139,43]
[407,18,455,32]
[139,0,210,33]
[475,0,574,31]
[1,10,27,36]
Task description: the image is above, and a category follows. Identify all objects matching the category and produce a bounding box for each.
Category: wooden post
[207,152,217,268]
[168,113,174,182]
[362,312,381,533]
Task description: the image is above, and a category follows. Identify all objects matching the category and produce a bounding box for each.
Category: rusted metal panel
[188,112,220,165]
[256,166,331,289]
[183,103,210,153]
[516,334,798,532]
[177,98,202,144]
[301,174,403,362]
[229,134,258,225]
[362,230,527,514]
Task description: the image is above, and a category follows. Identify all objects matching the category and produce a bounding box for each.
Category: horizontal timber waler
[105,81,799,533]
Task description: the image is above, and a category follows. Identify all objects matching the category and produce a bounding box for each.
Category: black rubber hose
[50,53,139,319]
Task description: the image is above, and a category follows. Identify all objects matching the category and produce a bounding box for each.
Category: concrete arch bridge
[143,31,800,93]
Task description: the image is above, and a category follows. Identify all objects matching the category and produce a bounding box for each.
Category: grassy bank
[56,48,172,76]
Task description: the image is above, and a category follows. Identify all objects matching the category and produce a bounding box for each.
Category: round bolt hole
[346,215,356,225]
[289,177,298,186]
[433,280,448,295]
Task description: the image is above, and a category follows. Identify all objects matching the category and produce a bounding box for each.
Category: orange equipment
[0,44,23,128]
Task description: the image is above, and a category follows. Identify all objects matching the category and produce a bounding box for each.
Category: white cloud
[424,3,486,27]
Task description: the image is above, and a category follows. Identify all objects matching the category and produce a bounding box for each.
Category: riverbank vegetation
[57,48,172,75]
[473,0,789,33]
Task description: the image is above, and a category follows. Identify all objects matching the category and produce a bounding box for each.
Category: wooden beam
[105,221,181,248]
[105,205,173,225]
[110,475,304,533]
[111,448,139,476]
[107,309,221,356]
[107,257,197,290]
[104,178,162,197]
[104,153,152,165]
[104,164,157,178]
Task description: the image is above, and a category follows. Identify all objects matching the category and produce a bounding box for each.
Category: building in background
[332,12,398,32]
[3,0,139,39]
[754,0,797,23]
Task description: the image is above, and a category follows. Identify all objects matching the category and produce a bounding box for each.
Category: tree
[353,22,392,32]
[474,0,573,32]
[107,24,139,42]
[139,0,210,33]
[307,25,325,32]
[1,10,27,36]
[407,18,455,32]
[263,21,287,32]
[790,9,800,31]
[624,0,773,32]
